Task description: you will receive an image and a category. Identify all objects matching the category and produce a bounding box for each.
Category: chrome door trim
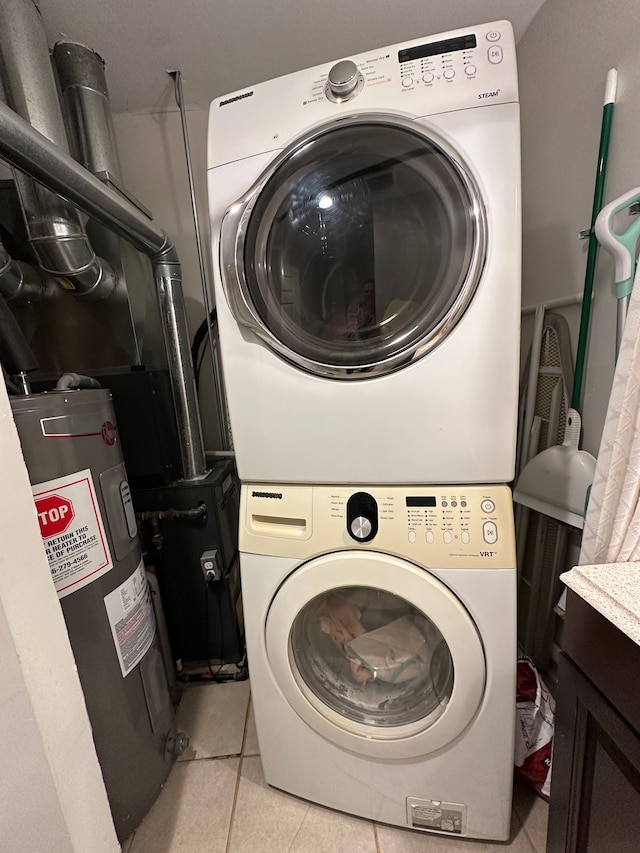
[220,112,487,380]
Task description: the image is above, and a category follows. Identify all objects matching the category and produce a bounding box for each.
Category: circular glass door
[221,114,486,379]
[291,586,454,728]
[265,552,486,759]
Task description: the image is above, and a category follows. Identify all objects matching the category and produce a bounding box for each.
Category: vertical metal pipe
[155,266,207,481]
[170,70,230,450]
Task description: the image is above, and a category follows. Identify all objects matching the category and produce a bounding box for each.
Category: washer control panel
[403,490,502,549]
[241,483,516,568]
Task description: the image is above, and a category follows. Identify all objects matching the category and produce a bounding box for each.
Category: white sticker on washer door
[33,468,113,599]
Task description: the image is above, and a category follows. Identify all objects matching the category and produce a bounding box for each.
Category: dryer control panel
[241,483,516,569]
[322,22,515,104]
[208,20,518,171]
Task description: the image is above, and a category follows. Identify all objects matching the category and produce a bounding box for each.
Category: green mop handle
[572,69,617,412]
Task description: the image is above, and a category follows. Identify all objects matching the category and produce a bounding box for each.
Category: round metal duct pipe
[53,41,123,181]
[0,237,54,301]
[0,0,117,299]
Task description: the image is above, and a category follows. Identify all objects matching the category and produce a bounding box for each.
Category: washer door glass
[291,586,453,728]
[222,116,486,378]
[264,551,486,759]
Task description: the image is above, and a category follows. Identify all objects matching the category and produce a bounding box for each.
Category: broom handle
[572,69,617,411]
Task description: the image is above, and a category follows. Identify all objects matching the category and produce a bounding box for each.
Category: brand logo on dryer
[478,89,501,100]
[251,491,283,499]
[480,550,496,557]
[219,91,254,107]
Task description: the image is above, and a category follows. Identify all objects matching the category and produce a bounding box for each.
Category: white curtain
[580,261,640,564]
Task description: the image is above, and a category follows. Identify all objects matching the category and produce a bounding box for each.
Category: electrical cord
[191,307,217,384]
[204,574,226,681]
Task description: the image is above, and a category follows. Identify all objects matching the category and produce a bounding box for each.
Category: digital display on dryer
[398,34,477,63]
[405,497,437,507]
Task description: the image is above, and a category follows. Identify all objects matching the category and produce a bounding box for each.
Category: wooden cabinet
[547,590,640,852]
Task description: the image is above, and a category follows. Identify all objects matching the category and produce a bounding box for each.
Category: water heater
[10,388,185,841]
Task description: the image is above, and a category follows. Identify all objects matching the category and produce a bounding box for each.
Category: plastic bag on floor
[515,656,555,800]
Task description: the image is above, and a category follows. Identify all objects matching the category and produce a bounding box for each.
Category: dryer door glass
[289,586,454,728]
[225,118,486,379]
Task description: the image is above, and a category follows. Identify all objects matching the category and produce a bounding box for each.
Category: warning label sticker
[104,560,156,678]
[33,469,113,599]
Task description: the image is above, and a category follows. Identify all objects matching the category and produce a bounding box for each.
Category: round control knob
[350,516,373,540]
[327,60,360,97]
[346,492,378,543]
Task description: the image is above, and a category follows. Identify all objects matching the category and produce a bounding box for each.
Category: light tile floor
[122,681,548,853]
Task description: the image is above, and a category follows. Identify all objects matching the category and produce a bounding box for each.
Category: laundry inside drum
[289,587,454,728]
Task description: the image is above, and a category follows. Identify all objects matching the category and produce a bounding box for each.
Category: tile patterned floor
[122,681,548,853]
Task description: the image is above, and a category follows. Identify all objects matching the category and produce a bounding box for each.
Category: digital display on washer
[398,34,477,63]
[405,497,437,507]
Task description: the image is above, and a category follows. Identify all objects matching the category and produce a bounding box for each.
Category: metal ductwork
[53,42,154,224]
[0,0,117,300]
[0,94,207,481]
[0,236,55,301]
[52,41,127,188]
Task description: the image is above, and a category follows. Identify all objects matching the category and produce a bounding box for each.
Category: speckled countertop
[561,563,640,647]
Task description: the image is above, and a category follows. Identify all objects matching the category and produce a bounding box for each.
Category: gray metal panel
[10,388,180,841]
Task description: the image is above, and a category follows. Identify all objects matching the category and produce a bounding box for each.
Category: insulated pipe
[0,0,117,299]
[0,102,207,482]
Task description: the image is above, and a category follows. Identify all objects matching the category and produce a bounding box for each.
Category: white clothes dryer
[239,482,517,841]
[207,21,521,485]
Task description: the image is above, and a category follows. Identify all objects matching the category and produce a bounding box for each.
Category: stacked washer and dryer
[207,20,521,842]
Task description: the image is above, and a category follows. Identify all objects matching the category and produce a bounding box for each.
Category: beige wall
[518,0,640,456]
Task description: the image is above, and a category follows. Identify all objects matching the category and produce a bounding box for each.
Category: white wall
[518,0,640,456]
[0,382,119,852]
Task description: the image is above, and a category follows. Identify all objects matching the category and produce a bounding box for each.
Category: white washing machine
[207,20,521,485]
[240,482,516,841]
